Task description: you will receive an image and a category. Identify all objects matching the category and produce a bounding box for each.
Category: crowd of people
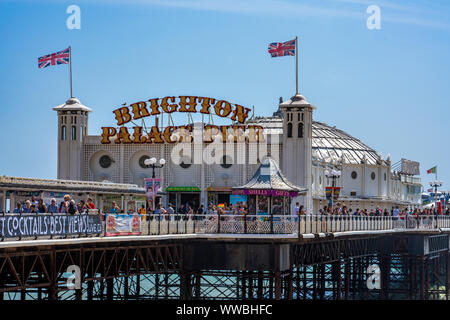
[314,203,450,216]
[9,196,450,217]
[12,195,96,214]
[110,201,450,217]
[206,203,248,215]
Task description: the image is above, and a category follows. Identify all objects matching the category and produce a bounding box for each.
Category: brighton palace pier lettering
[101,95,265,144]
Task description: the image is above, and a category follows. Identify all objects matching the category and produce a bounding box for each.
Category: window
[371,172,376,180]
[220,155,232,169]
[351,171,357,179]
[287,122,292,138]
[384,173,387,181]
[99,155,112,168]
[61,126,66,140]
[298,122,303,138]
[71,126,76,140]
[139,155,150,169]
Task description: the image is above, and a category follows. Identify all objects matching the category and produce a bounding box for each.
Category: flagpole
[295,36,298,95]
[69,46,73,98]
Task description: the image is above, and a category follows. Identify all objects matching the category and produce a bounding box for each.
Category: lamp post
[325,169,341,213]
[144,157,166,178]
[144,157,166,211]
[429,180,443,214]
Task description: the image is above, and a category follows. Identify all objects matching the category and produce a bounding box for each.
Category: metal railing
[1,212,450,240]
[136,214,450,236]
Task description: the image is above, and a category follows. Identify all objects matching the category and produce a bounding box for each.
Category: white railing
[135,214,450,236]
[2,212,450,240]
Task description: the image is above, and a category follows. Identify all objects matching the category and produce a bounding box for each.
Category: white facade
[54,97,92,180]
[280,95,314,214]
[54,95,422,212]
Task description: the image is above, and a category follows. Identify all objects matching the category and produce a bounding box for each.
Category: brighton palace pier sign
[101,96,265,144]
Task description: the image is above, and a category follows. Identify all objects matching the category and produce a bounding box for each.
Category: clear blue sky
[0,0,449,191]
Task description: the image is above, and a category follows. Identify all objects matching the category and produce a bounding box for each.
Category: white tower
[280,94,315,214]
[53,97,92,180]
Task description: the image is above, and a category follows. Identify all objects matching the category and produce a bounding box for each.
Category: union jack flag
[38,47,70,69]
[268,39,296,57]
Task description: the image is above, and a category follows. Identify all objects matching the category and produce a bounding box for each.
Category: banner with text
[0,214,102,238]
[145,178,161,200]
[105,213,142,236]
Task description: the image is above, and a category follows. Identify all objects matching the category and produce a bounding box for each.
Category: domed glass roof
[311,121,380,165]
[246,116,381,165]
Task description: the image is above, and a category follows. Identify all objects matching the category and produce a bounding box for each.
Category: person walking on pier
[78,200,88,213]
[299,205,306,215]
[293,202,300,217]
[187,204,194,218]
[30,204,38,213]
[37,199,47,213]
[393,206,400,218]
[109,201,120,214]
[167,203,174,215]
[138,204,146,215]
[68,200,78,215]
[342,206,349,215]
[48,198,58,214]
[87,197,96,210]
[60,195,71,213]
[23,200,32,213]
[13,202,23,214]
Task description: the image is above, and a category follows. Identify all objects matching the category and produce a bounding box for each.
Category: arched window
[139,155,150,169]
[61,126,66,140]
[71,126,77,140]
[99,155,113,168]
[298,122,303,138]
[287,122,293,138]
